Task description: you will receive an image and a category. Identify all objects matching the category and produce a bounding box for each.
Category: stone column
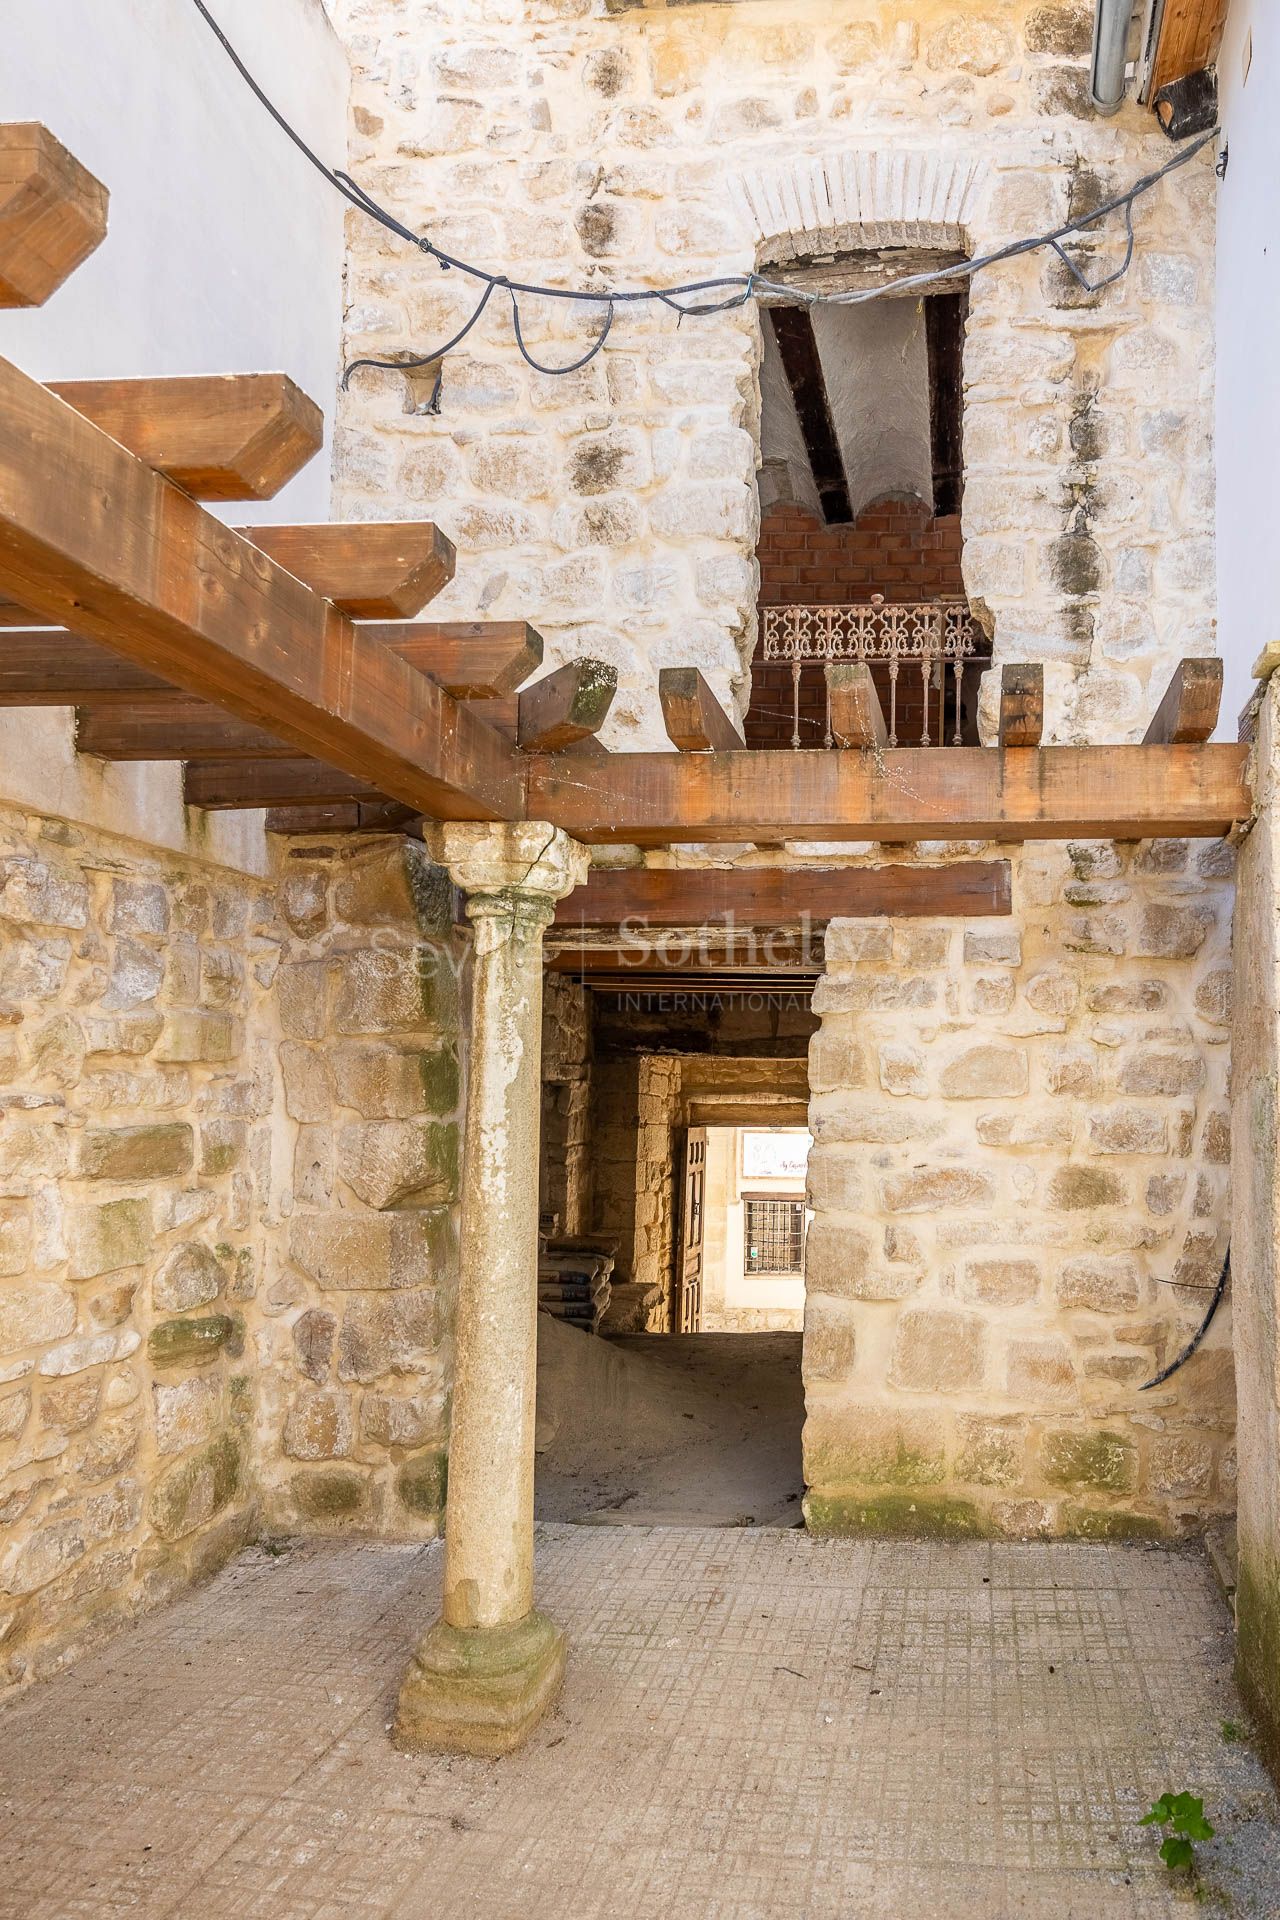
[1233,675,1280,1773]
[395,822,588,1756]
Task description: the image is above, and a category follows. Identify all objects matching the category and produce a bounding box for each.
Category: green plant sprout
[1141,1792,1215,1872]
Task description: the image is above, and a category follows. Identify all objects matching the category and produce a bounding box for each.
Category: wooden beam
[0,595,56,627]
[237,521,456,618]
[0,125,108,308]
[768,307,851,524]
[826,662,887,749]
[0,353,522,821]
[0,629,171,702]
[379,620,543,698]
[48,375,323,502]
[76,698,295,761]
[524,743,1251,846]
[1150,0,1229,92]
[184,759,389,809]
[553,861,1012,928]
[658,668,744,751]
[998,664,1043,748]
[518,659,616,751]
[1142,657,1222,745]
[266,799,420,835]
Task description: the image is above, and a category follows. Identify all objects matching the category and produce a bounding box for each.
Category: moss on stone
[1237,1552,1280,1778]
[417,1047,460,1116]
[804,1489,988,1540]
[292,1469,367,1520]
[1042,1429,1136,1493]
[148,1314,238,1368]
[396,1449,448,1517]
[149,1431,242,1541]
[1060,1504,1167,1542]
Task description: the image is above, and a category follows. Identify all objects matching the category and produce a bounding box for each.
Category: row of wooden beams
[517,659,616,751]
[524,743,1250,845]
[49,375,324,502]
[184,759,389,809]
[0,351,523,822]
[76,699,296,761]
[0,124,107,309]
[0,519,457,626]
[552,861,1012,928]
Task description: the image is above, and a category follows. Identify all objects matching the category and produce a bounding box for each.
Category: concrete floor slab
[1,1526,1278,1918]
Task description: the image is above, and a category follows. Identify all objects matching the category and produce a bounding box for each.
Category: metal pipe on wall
[1091,0,1134,112]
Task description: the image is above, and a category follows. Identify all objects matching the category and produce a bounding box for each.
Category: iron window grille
[744,1196,807,1275]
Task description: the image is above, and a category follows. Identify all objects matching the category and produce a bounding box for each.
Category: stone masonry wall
[541,971,593,1235]
[333,0,1215,749]
[0,802,275,1694]
[804,840,1235,1539]
[257,836,464,1540]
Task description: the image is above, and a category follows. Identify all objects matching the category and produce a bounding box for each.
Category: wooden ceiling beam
[379,619,543,698]
[518,659,617,751]
[266,799,421,835]
[826,662,887,750]
[0,124,108,308]
[76,698,296,761]
[659,668,745,751]
[525,743,1250,846]
[1143,657,1222,745]
[552,860,1011,928]
[0,353,522,821]
[237,520,456,618]
[184,759,390,809]
[0,629,171,702]
[998,663,1044,748]
[49,374,323,502]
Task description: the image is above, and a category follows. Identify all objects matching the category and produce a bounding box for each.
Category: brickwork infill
[804,838,1236,1540]
[748,498,966,748]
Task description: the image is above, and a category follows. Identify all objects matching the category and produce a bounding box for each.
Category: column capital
[424,822,589,905]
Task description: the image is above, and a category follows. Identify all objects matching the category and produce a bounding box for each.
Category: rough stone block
[396,1449,448,1516]
[882,1167,995,1213]
[149,1431,242,1541]
[153,1375,222,1455]
[1117,1051,1205,1098]
[331,1044,460,1119]
[337,1290,439,1383]
[153,1242,222,1313]
[1088,1107,1168,1154]
[804,1405,947,1489]
[336,1120,459,1210]
[39,1328,140,1376]
[1006,1337,1077,1404]
[0,1282,76,1356]
[289,1213,449,1292]
[1046,1166,1125,1210]
[956,1414,1024,1487]
[77,1124,193,1182]
[285,1389,354,1461]
[1056,1256,1141,1312]
[333,947,457,1036]
[964,1258,1040,1305]
[0,1200,32,1278]
[1135,904,1215,958]
[1042,1428,1136,1492]
[889,1308,986,1392]
[963,930,1020,966]
[279,1043,333,1124]
[154,1013,239,1064]
[361,1391,445,1450]
[801,1300,857,1382]
[290,1467,370,1522]
[1147,1433,1214,1499]
[803,1221,874,1298]
[939,1045,1028,1100]
[293,1308,337,1385]
[148,1315,237,1369]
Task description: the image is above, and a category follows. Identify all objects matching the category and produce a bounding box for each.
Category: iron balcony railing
[761,595,987,749]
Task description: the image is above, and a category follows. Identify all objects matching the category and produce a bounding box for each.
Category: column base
[393,1610,566,1757]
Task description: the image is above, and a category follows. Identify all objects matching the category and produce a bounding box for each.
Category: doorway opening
[683,1125,813,1334]
[747,249,984,752]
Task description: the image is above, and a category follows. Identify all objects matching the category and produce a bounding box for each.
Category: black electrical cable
[1139,1250,1231,1391]
[188,0,1219,387]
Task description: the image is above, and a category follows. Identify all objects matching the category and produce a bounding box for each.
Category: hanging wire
[190,0,1218,388]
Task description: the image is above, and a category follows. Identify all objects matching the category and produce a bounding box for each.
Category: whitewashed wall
[1215,0,1277,741]
[0,0,350,870]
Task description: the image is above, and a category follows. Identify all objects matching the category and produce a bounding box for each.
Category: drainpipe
[1090,0,1132,113]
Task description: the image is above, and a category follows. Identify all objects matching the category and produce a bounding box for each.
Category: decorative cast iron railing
[761,596,987,748]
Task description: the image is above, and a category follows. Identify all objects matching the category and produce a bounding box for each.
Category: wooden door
[676,1127,706,1334]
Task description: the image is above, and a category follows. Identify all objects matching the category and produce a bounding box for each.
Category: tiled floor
[1,1526,1278,1918]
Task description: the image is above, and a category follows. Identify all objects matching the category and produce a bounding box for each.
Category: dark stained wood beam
[49,375,323,502]
[525,743,1251,846]
[0,124,108,308]
[76,698,296,761]
[237,521,455,618]
[827,662,887,749]
[379,620,543,698]
[0,595,55,627]
[553,860,1011,928]
[518,659,616,751]
[768,306,852,525]
[658,668,744,751]
[998,664,1044,748]
[0,629,171,701]
[1143,657,1222,745]
[266,799,420,835]
[184,759,389,809]
[0,353,522,821]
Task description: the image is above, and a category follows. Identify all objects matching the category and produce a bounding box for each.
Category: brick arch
[729,150,985,267]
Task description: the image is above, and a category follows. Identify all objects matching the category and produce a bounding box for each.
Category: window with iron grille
[744,1196,807,1275]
